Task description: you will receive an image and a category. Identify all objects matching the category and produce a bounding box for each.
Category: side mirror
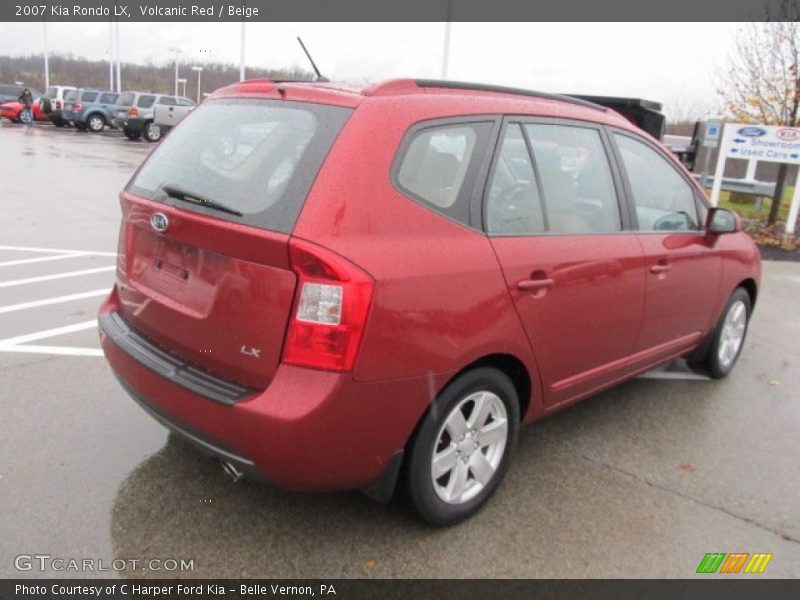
[706,207,740,234]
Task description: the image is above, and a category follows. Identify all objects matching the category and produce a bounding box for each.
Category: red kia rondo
[99,79,760,525]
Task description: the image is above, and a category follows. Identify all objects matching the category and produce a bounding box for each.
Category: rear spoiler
[563,95,666,141]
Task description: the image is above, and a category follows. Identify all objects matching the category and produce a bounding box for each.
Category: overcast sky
[0,22,740,118]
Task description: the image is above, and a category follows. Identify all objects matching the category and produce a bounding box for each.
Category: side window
[138,95,156,108]
[486,124,545,234]
[395,122,491,224]
[158,96,177,106]
[99,93,118,104]
[614,133,700,231]
[177,98,195,107]
[82,91,99,103]
[524,124,621,234]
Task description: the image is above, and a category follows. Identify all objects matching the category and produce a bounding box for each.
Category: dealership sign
[710,122,800,234]
[719,124,800,164]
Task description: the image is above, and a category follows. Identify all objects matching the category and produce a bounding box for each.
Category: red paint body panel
[99,79,762,493]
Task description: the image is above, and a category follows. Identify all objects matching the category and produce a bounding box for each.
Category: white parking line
[0,266,116,288]
[0,245,117,257]
[0,320,98,346]
[0,289,108,315]
[0,344,103,357]
[0,253,86,267]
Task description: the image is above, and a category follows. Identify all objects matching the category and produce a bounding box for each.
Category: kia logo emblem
[776,128,800,141]
[150,213,169,232]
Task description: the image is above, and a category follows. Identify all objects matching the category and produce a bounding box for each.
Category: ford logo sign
[737,126,767,137]
[150,212,169,232]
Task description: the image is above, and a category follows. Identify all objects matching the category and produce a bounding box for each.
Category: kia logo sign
[736,126,767,137]
[776,128,800,141]
[150,212,169,232]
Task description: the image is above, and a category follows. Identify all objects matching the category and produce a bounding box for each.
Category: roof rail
[413,79,607,112]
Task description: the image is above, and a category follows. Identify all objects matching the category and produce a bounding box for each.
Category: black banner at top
[1,0,795,22]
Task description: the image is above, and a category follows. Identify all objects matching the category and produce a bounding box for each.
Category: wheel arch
[738,277,758,309]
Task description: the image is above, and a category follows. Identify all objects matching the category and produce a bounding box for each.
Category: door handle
[649,261,671,275]
[517,278,555,291]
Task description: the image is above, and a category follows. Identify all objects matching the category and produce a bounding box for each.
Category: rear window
[81,91,99,103]
[99,92,118,104]
[118,92,135,107]
[137,95,156,108]
[64,90,77,102]
[46,87,57,98]
[128,98,352,233]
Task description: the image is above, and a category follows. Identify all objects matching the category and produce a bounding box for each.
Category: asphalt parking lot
[1,121,799,579]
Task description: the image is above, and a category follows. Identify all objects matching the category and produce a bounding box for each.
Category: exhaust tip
[221,460,244,483]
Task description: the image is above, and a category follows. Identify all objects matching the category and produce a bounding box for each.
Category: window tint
[81,91,99,103]
[397,124,481,210]
[614,134,700,231]
[128,99,352,233]
[99,93,118,104]
[137,95,156,108]
[158,96,177,106]
[486,124,545,235]
[524,124,620,234]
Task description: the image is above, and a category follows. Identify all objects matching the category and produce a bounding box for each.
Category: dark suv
[99,79,760,525]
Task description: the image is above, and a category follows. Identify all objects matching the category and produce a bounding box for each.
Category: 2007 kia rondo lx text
[99,79,760,526]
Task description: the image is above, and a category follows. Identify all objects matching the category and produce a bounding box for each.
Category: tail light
[129,106,139,117]
[55,100,61,109]
[73,103,82,111]
[282,239,374,372]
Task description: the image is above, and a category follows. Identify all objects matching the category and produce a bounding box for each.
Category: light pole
[169,47,181,96]
[115,21,121,93]
[177,78,187,97]
[108,22,114,90]
[239,21,246,81]
[43,22,50,90]
[192,66,203,103]
[440,0,453,80]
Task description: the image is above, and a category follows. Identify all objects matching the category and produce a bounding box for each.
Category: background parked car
[113,92,186,142]
[0,98,49,123]
[43,85,77,127]
[0,84,43,104]
[152,95,195,139]
[68,89,119,132]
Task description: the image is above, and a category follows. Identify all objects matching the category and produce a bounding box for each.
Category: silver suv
[112,92,193,142]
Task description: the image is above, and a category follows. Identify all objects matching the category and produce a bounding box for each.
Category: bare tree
[717,2,800,225]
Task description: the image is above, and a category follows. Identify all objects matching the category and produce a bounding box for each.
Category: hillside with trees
[0,53,313,97]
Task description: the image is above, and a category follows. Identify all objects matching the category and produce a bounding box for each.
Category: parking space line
[0,289,108,315]
[0,266,116,289]
[0,320,97,346]
[0,245,117,257]
[0,253,86,267]
[0,344,103,357]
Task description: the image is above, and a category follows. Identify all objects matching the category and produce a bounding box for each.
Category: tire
[124,129,141,141]
[405,367,520,526]
[87,114,106,132]
[143,121,161,143]
[75,122,88,132]
[693,288,751,378]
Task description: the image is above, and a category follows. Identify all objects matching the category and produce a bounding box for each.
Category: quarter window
[614,134,700,231]
[396,123,488,215]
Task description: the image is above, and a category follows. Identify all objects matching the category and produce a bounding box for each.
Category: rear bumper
[98,294,433,493]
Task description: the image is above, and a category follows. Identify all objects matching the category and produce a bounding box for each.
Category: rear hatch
[115,92,136,122]
[115,97,352,389]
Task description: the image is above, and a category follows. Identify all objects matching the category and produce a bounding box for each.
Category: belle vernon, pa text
[16,583,337,596]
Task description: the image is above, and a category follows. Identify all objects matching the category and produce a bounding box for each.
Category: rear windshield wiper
[160,184,243,217]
